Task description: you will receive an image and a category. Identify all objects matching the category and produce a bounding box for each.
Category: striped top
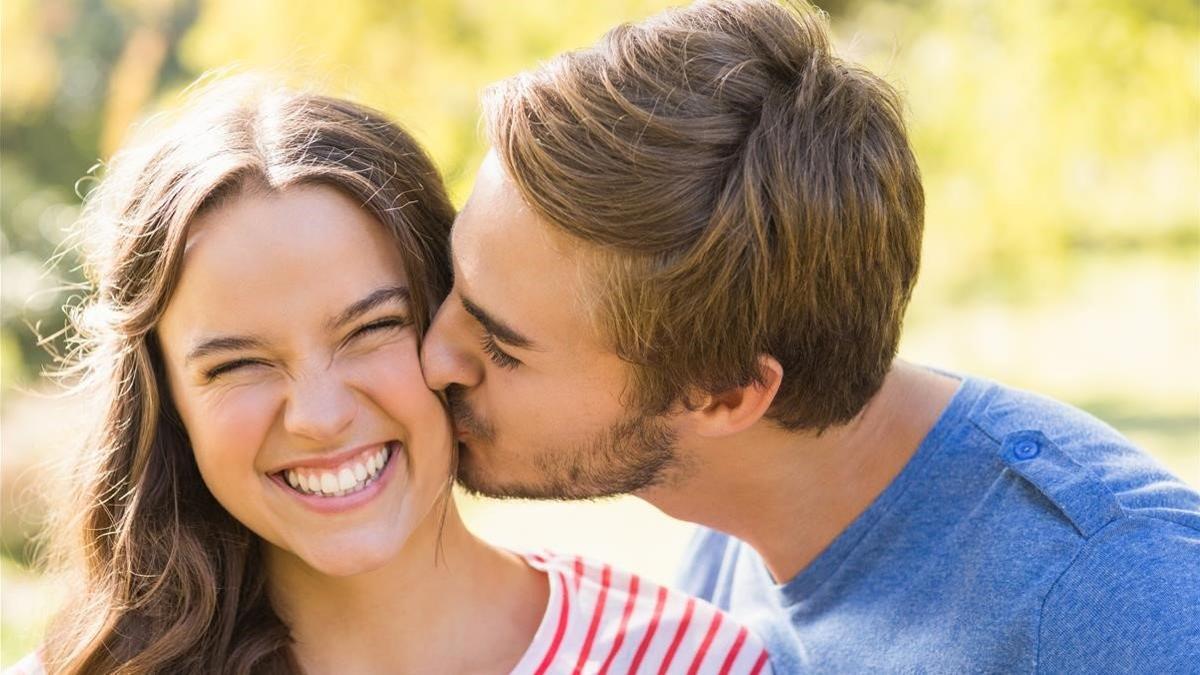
[510,551,773,675]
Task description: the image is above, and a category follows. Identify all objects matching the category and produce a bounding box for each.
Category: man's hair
[483,0,924,430]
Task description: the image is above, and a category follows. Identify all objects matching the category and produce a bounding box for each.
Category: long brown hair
[484,0,924,431]
[41,76,454,674]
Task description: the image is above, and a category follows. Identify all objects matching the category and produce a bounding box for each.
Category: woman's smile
[267,440,405,514]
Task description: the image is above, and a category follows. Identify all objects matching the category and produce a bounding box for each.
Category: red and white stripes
[511,552,772,675]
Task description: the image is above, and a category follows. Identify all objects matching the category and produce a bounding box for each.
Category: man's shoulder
[912,376,1200,669]
[1036,515,1200,671]
[520,551,772,675]
[961,376,1200,535]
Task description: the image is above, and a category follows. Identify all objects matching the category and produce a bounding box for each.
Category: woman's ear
[685,355,783,438]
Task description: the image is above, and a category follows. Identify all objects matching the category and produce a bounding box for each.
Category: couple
[21,0,1200,673]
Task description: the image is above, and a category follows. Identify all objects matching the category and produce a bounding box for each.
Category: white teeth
[320,473,339,495]
[281,444,395,498]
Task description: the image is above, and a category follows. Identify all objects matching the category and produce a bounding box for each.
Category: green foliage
[839,0,1200,301]
[1,0,199,384]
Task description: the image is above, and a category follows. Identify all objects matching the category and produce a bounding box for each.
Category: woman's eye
[480,333,521,370]
[349,316,412,341]
[203,359,265,381]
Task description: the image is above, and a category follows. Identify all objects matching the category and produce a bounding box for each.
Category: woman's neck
[266,497,547,674]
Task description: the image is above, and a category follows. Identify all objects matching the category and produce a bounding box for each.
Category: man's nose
[283,370,357,443]
[421,300,484,392]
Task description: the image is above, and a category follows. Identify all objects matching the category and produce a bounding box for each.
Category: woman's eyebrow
[326,285,411,331]
[185,335,268,366]
[183,286,410,366]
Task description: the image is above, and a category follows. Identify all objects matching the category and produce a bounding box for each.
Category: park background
[1,0,1197,665]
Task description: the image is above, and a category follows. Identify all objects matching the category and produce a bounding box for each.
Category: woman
[14,77,772,674]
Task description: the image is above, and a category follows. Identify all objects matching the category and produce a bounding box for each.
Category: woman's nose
[283,371,357,443]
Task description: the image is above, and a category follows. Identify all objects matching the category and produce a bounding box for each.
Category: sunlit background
[2,0,1197,665]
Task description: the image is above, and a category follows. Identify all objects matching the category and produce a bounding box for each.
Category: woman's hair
[483,0,923,431]
[41,76,455,674]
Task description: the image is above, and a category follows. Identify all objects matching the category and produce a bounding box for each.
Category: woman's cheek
[191,382,283,465]
[347,341,443,413]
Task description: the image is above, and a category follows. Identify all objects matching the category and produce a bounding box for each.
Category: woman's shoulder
[4,652,45,675]
[513,550,772,675]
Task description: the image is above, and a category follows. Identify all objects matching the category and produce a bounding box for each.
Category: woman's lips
[269,440,403,513]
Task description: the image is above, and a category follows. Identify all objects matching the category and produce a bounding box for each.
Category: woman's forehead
[162,185,408,336]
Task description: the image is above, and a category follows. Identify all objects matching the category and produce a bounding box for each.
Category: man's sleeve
[1037,517,1200,673]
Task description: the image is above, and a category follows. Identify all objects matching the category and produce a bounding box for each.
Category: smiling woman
[155,184,454,579]
[13,75,774,675]
[23,76,480,673]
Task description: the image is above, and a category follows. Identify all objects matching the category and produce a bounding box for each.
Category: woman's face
[157,183,452,576]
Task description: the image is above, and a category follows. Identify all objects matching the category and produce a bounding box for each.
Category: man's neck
[267,499,546,674]
[647,361,960,584]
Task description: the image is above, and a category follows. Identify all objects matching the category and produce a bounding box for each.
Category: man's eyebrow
[327,285,411,331]
[460,295,535,350]
[185,335,268,366]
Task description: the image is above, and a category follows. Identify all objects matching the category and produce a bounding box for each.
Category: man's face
[421,152,681,499]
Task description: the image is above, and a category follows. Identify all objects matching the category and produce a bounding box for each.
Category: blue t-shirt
[677,376,1200,673]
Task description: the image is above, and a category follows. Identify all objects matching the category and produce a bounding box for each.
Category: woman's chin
[270,528,414,578]
[259,496,441,578]
[296,540,402,577]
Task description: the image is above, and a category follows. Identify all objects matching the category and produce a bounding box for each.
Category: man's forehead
[454,154,527,272]
[454,152,587,272]
[451,152,604,347]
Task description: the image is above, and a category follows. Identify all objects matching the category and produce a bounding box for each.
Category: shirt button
[1013,439,1041,460]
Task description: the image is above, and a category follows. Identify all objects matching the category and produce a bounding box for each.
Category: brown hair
[483,0,924,430]
[42,76,454,673]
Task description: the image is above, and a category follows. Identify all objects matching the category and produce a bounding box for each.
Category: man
[421,0,1200,671]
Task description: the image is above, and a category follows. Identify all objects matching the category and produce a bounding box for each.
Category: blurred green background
[2,0,1197,665]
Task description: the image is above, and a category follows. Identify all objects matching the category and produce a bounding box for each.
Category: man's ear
[687,355,783,438]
